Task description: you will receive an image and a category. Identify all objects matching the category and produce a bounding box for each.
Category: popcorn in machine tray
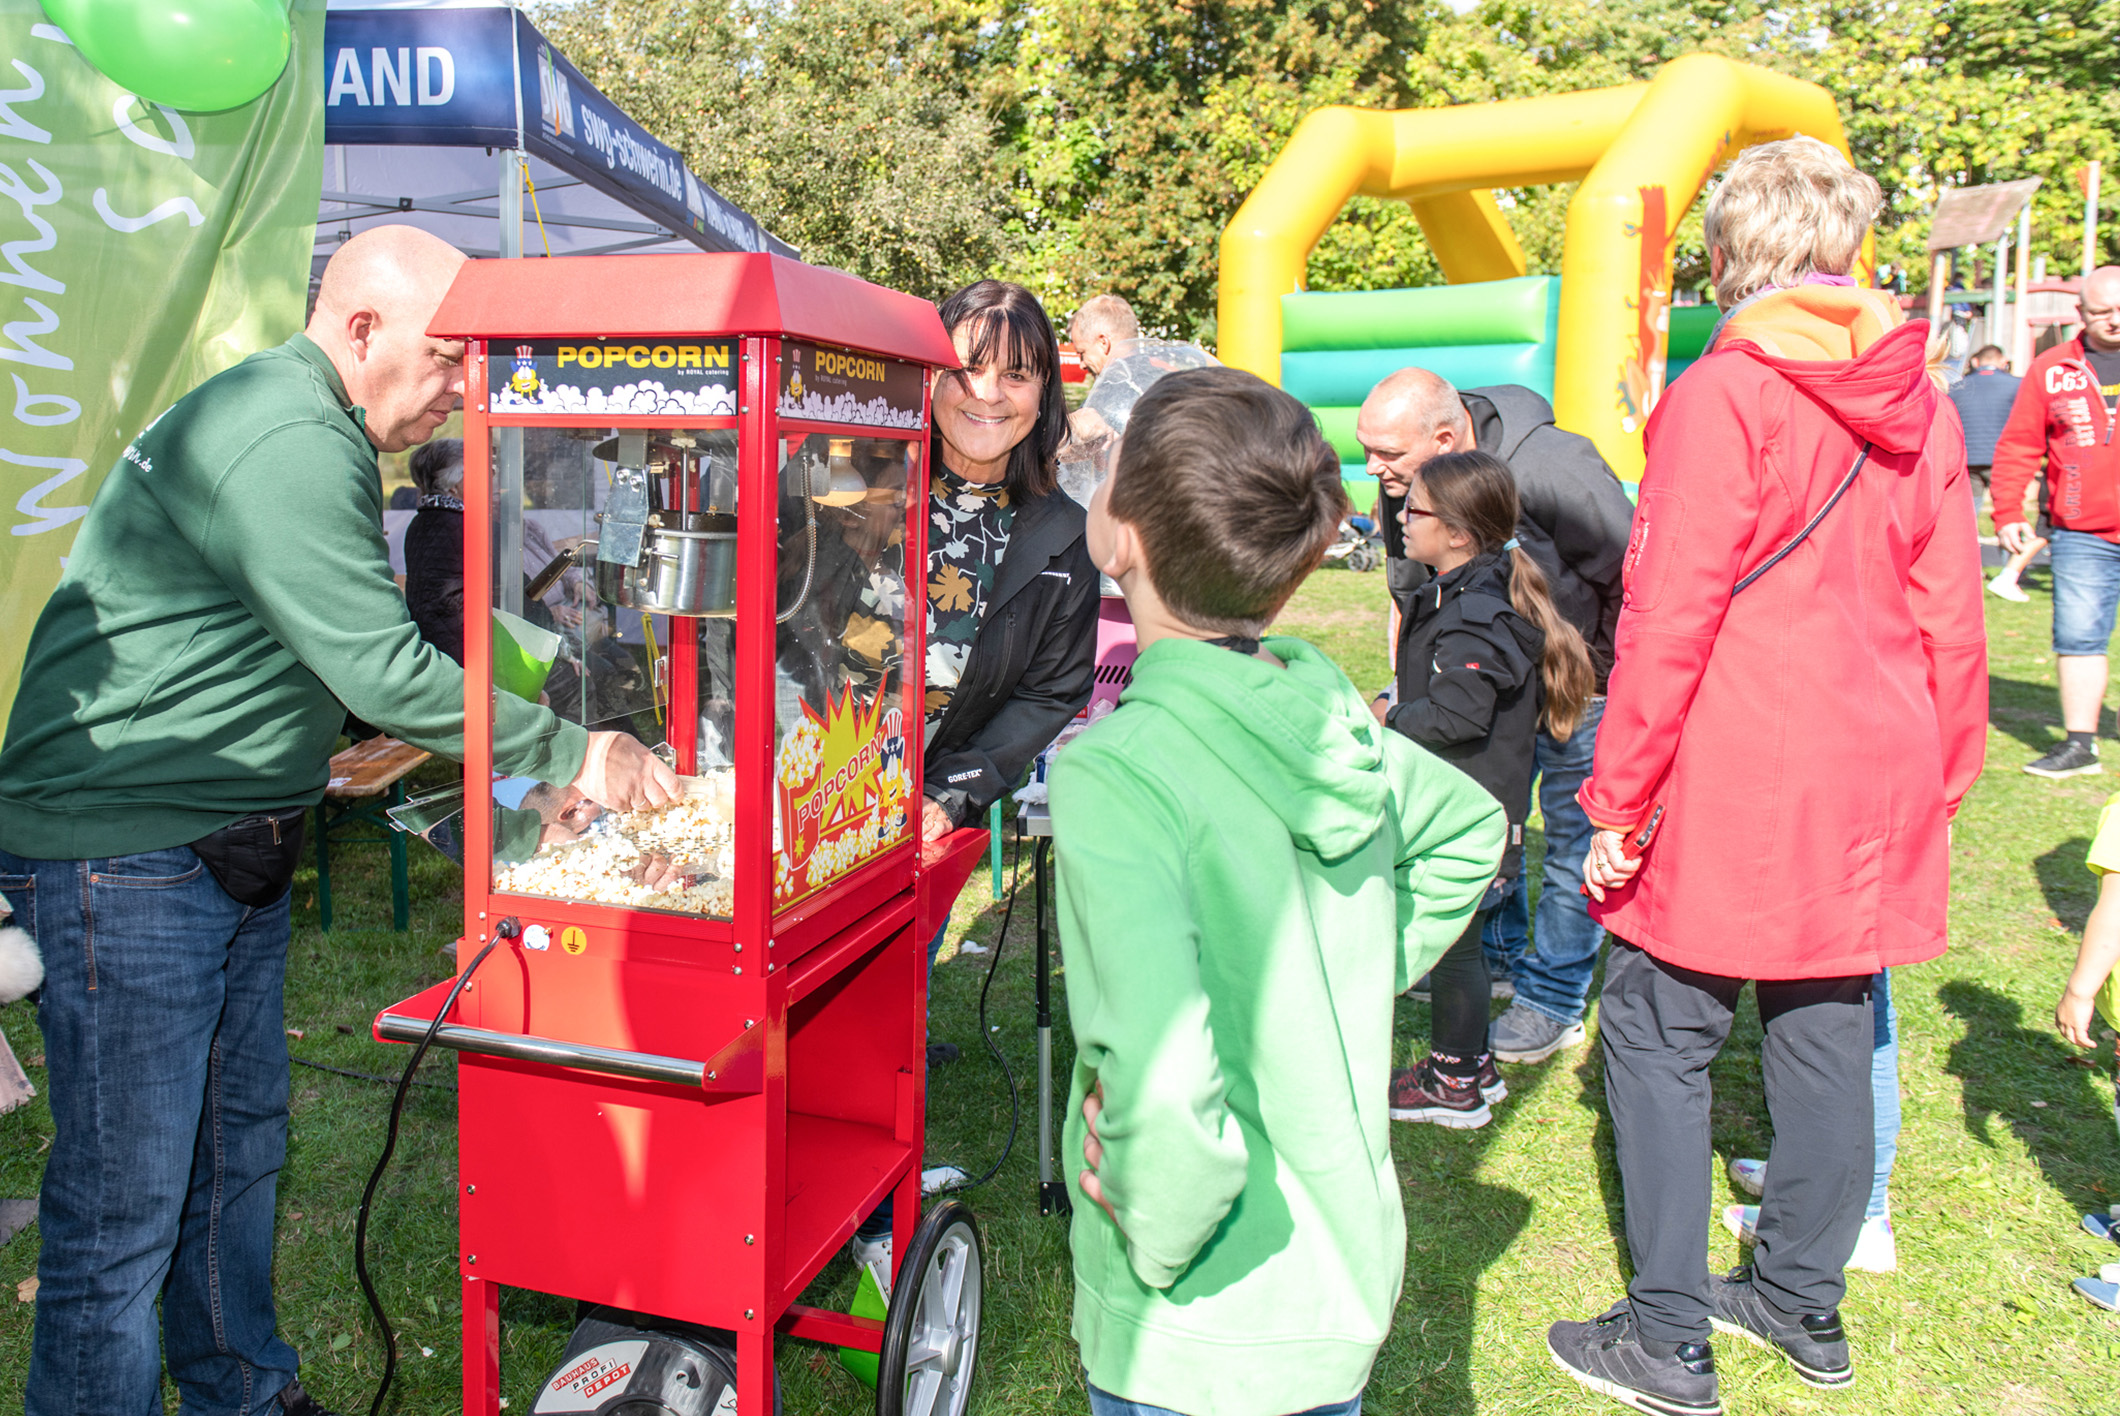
[372,254,993,1416]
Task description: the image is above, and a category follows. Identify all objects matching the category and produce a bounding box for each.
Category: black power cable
[356,927,508,1416]
[292,1054,456,1091]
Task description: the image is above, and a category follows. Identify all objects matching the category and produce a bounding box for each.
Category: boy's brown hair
[1108,367,1349,636]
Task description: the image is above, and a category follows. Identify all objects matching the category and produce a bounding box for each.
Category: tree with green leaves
[536,0,1019,301]
[541,0,2118,335]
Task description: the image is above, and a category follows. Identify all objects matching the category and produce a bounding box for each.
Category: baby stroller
[1321,515,1383,573]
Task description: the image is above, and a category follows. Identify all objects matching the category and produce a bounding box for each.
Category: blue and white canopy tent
[318,1,794,603]
[320,0,792,273]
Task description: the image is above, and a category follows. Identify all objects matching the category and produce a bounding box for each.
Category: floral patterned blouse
[925,464,1015,722]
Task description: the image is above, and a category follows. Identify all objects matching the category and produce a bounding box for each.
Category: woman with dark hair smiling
[919,280,1098,860]
[850,279,1097,1296]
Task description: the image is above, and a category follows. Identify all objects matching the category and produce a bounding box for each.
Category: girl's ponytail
[1414,450,1596,740]
[1504,544,1595,741]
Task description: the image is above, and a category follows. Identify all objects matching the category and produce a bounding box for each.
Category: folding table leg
[388,782,410,930]
[463,1272,500,1416]
[988,799,1003,896]
[314,804,333,933]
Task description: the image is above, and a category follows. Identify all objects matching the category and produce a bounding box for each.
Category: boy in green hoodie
[1051,367,1507,1416]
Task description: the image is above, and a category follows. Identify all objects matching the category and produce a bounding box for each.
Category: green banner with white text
[0,0,323,722]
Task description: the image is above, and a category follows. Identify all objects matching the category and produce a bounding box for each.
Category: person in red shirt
[1992,265,2120,777]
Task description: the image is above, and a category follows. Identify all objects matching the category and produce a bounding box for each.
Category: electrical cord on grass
[356,931,504,1416]
[934,828,1025,1196]
[292,1055,456,1091]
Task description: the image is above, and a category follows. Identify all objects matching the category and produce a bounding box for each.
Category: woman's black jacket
[1385,552,1543,880]
[923,486,1098,826]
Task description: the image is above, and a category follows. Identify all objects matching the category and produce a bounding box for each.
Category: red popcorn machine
[372,254,990,1416]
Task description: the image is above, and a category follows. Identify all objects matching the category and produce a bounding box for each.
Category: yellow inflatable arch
[1216,54,1870,483]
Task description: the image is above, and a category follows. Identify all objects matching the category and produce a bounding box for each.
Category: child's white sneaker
[1721,1207,1896,1274]
[1848,1214,1897,1273]
[1988,574,2029,602]
[1728,1156,1766,1198]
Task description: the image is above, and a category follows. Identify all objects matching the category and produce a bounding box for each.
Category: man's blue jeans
[0,846,301,1416]
[1483,696,1606,1025]
[1089,1386,1361,1416]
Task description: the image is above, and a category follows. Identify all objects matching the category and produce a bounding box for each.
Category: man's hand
[572,732,680,812]
[2058,988,2099,1049]
[2000,521,2035,556]
[1078,1083,1121,1228]
[1371,695,1391,727]
[921,797,955,844]
[1582,827,1643,902]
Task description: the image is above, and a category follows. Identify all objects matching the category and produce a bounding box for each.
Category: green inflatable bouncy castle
[1278,278,1724,506]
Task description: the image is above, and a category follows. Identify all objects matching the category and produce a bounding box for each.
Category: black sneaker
[925,1042,960,1069]
[2026,739,2101,778]
[1547,1302,1722,1416]
[1707,1265,1853,1388]
[1388,1059,1491,1128]
[277,1381,343,1416]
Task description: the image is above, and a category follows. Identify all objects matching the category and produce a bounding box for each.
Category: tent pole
[2087,160,2103,278]
[492,148,526,615]
[499,148,523,260]
[2014,203,2032,372]
[1992,233,2008,358]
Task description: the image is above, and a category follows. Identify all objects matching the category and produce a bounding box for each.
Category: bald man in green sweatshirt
[0,225,675,1416]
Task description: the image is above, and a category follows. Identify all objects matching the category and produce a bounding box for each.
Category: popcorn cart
[372,255,988,1416]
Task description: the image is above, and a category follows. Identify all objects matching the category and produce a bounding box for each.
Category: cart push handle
[372,977,765,1093]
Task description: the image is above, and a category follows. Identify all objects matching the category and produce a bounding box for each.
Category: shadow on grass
[1939,979,2109,1217]
[2035,836,2098,933]
[1987,674,2120,755]
[1988,675,2060,754]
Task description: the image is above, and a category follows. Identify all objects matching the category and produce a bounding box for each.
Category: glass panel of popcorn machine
[488,425,740,917]
[772,434,916,909]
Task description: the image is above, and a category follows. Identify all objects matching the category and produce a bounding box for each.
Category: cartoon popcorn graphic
[509,345,543,399]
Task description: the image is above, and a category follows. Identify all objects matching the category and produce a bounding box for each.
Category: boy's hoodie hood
[1714,285,1939,455]
[1116,636,1386,860]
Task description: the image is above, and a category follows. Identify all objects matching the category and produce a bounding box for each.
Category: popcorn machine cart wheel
[371,253,991,1416]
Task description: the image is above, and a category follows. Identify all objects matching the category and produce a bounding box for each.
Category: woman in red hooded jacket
[1545,138,1987,1416]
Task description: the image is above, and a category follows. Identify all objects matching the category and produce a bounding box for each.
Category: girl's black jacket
[923,486,1098,827]
[1385,551,1544,881]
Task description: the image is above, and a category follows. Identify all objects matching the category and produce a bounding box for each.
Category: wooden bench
[317,736,433,932]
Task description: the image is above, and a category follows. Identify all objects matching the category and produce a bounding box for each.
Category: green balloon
[39,0,291,113]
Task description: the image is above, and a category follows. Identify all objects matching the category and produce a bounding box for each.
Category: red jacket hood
[1717,287,1939,455]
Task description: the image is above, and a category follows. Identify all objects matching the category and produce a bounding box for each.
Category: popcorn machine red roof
[372,254,990,1416]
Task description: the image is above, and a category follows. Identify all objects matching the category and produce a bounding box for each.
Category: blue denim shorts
[2050,528,2120,655]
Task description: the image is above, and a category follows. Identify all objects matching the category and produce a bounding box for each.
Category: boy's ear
[1099,516,1144,581]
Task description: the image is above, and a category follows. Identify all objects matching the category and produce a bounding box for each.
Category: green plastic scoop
[491,609,561,702]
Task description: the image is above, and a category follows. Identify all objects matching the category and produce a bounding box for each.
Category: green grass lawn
[4,555,2120,1414]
